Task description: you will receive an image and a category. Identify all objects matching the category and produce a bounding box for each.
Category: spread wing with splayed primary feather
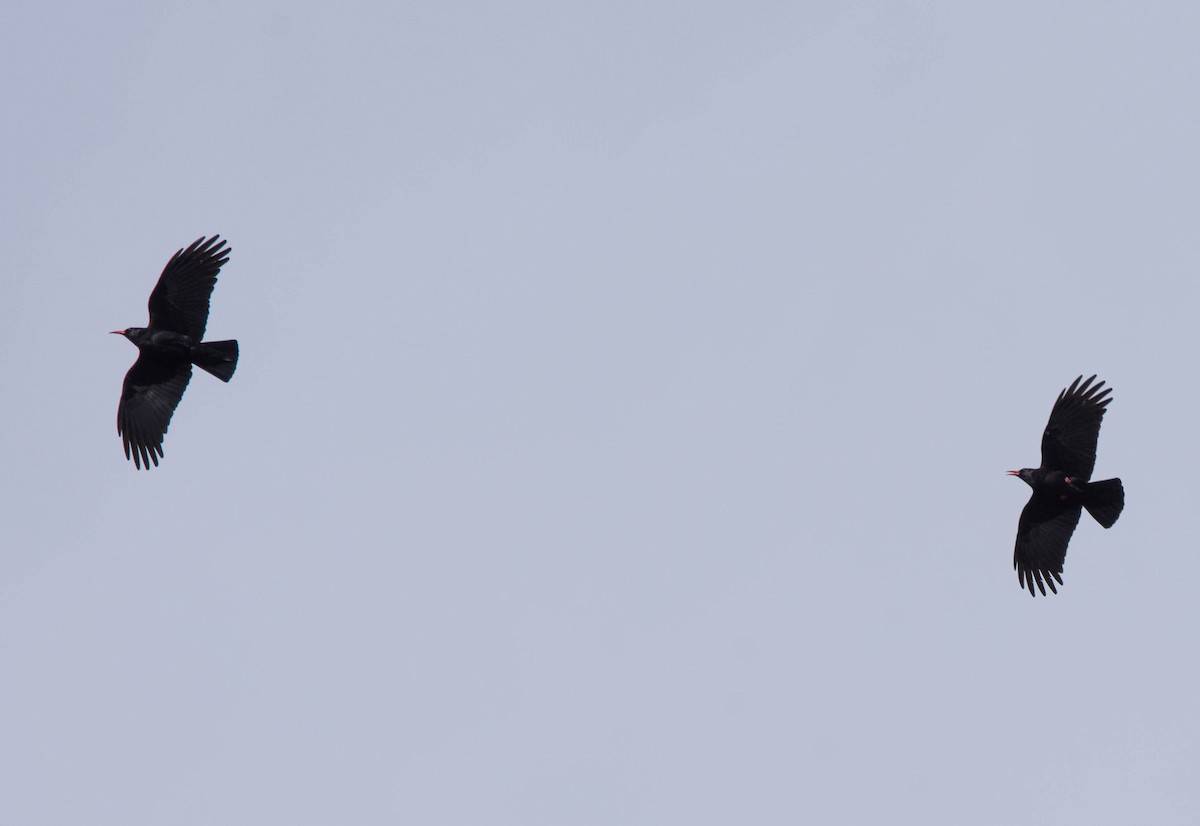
[1040,374,1111,481]
[117,357,193,469]
[1014,499,1082,596]
[146,236,230,339]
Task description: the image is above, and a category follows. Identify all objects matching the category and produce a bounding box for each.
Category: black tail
[192,339,239,382]
[1084,477,1124,528]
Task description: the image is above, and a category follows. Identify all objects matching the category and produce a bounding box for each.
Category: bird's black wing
[146,236,230,339]
[1039,375,1112,481]
[1013,497,1082,596]
[117,355,193,469]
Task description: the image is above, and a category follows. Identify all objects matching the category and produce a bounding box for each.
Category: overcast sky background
[2,2,1199,823]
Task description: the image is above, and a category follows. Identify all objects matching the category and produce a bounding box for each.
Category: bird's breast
[141,330,195,357]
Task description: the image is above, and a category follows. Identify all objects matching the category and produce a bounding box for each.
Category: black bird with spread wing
[1008,375,1124,596]
[111,236,239,469]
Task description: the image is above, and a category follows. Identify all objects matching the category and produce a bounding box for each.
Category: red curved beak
[1005,470,1020,476]
[109,330,124,335]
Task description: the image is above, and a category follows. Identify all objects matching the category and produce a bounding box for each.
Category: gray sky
[2,2,1199,823]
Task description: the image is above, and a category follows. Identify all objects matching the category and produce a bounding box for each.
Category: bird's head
[1007,468,1035,487]
[109,327,144,343]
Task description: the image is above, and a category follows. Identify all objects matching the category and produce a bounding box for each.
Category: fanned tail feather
[1084,478,1124,528]
[192,339,239,382]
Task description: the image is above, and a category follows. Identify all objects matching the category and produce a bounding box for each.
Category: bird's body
[1008,375,1124,596]
[112,236,239,469]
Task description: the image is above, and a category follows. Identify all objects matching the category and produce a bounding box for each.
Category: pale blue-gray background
[2,2,1198,823]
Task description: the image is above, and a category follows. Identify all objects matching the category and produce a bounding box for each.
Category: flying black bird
[111,236,239,469]
[1008,375,1124,596]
